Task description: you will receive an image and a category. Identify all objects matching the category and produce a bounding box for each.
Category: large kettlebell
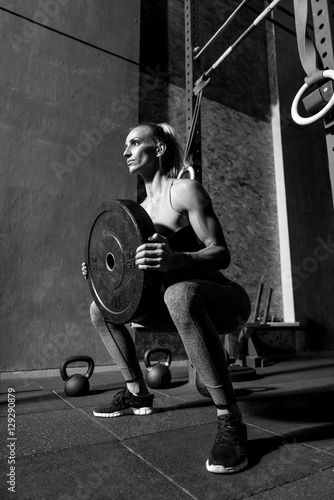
[60,355,94,397]
[144,348,172,389]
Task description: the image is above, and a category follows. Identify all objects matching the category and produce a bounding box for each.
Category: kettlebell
[60,355,94,397]
[144,348,172,389]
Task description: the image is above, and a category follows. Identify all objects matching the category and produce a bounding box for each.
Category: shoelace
[215,416,245,444]
[113,388,129,408]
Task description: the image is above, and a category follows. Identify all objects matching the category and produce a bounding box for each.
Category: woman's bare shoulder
[172,178,211,210]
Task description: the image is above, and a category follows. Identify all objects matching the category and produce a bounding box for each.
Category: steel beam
[184,0,202,179]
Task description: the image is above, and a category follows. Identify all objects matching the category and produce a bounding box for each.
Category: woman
[83,122,251,474]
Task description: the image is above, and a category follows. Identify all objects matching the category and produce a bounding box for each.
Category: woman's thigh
[164,280,251,333]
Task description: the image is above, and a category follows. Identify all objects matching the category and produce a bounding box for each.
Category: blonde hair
[134,122,184,178]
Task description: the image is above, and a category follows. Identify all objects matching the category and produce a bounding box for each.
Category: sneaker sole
[206,457,248,474]
[93,407,154,418]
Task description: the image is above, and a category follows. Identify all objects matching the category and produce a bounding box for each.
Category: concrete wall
[0,0,141,372]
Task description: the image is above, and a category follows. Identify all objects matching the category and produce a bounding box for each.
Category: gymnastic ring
[177,165,195,180]
[291,69,334,126]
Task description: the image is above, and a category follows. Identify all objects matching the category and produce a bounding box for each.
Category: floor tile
[0,441,194,500]
[0,408,117,458]
[124,421,334,499]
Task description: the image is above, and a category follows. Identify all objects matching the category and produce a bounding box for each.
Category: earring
[156,143,165,156]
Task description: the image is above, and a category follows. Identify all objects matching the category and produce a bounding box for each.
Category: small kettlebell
[144,348,172,389]
[60,355,94,397]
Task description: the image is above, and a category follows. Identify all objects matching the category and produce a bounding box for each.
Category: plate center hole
[106,252,115,271]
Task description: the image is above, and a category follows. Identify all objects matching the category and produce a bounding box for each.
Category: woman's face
[123,126,157,174]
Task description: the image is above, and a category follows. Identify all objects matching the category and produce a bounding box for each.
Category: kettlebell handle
[60,355,95,382]
[144,348,172,369]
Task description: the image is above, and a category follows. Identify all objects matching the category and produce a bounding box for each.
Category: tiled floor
[0,354,333,499]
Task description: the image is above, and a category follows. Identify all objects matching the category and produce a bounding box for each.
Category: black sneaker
[93,388,154,418]
[206,413,248,473]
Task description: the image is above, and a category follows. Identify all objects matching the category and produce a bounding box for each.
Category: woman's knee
[164,281,201,313]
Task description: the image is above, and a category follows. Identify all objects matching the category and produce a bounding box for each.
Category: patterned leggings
[90,280,251,407]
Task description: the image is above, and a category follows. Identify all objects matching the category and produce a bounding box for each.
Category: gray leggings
[90,280,251,407]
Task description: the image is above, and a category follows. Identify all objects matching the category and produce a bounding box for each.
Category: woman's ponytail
[135,122,184,178]
[156,123,184,178]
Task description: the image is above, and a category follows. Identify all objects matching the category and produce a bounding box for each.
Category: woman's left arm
[172,179,231,271]
[135,180,230,273]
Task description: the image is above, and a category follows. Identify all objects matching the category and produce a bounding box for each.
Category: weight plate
[86,200,161,324]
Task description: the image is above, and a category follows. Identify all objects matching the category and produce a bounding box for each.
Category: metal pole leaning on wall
[204,0,282,78]
[193,0,282,94]
[194,0,250,61]
[184,0,202,180]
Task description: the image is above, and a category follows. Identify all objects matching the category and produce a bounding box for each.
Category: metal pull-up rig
[184,0,334,205]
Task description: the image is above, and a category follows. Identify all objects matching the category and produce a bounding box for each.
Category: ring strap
[184,89,202,167]
[293,0,323,86]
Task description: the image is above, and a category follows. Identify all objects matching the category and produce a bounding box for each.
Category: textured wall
[140,80,282,319]
[139,0,282,320]
[201,99,281,314]
[0,0,140,371]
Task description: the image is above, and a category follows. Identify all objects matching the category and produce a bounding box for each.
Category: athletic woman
[82,122,251,474]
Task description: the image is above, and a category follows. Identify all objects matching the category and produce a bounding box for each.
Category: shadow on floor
[247,421,334,469]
